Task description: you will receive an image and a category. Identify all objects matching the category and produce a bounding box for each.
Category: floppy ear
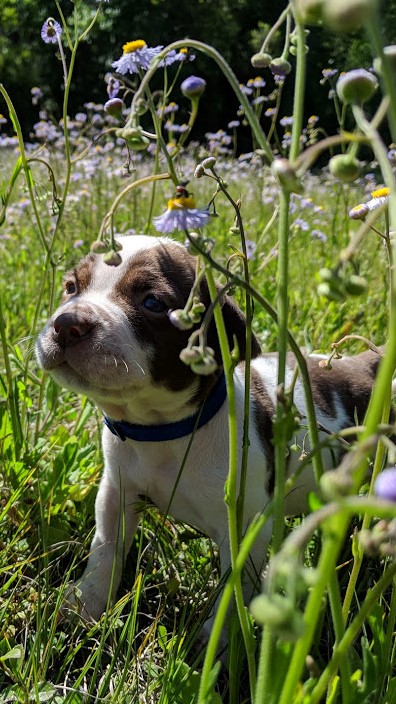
[204,287,261,363]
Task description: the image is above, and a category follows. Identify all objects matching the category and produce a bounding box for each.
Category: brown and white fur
[36,235,380,622]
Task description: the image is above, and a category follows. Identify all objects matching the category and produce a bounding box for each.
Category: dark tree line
[0,0,393,143]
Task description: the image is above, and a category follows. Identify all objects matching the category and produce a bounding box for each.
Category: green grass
[0,140,394,703]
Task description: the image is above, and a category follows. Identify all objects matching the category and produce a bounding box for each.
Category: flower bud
[272,158,304,194]
[251,52,272,68]
[343,275,368,296]
[250,594,305,641]
[336,69,378,105]
[201,156,217,169]
[115,126,150,151]
[91,240,108,253]
[104,98,124,117]
[269,58,292,77]
[323,0,375,33]
[179,346,204,365]
[191,355,218,376]
[168,309,194,330]
[317,282,345,302]
[102,250,122,266]
[320,469,354,500]
[295,0,324,24]
[329,154,361,183]
[181,76,206,99]
[373,45,396,76]
[194,164,205,178]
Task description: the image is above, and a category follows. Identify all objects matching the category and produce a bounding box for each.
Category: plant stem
[204,266,257,697]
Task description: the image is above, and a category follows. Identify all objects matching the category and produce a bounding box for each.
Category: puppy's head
[36,235,260,411]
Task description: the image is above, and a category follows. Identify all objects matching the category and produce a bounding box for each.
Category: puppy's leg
[68,472,140,621]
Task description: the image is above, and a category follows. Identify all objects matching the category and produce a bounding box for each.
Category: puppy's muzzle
[52,310,97,349]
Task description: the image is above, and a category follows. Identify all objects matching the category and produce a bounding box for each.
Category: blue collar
[103,373,227,442]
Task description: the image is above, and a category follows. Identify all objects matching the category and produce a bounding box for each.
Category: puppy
[36,235,380,621]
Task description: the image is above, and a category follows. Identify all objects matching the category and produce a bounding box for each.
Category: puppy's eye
[65,280,77,295]
[142,295,167,313]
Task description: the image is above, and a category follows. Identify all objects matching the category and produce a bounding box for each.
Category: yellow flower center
[123,40,147,55]
[167,196,196,210]
[180,47,188,54]
[371,187,390,198]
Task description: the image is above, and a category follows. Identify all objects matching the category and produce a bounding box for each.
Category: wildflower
[375,468,396,502]
[41,18,62,44]
[336,69,378,105]
[228,120,240,129]
[106,76,120,99]
[265,107,277,117]
[174,47,195,62]
[321,67,338,81]
[0,114,7,125]
[112,40,163,75]
[153,193,210,234]
[248,76,266,89]
[280,116,294,127]
[292,218,309,231]
[31,87,43,105]
[312,229,327,242]
[349,203,369,220]
[181,76,206,99]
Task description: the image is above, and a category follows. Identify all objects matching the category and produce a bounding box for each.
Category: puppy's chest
[106,433,231,533]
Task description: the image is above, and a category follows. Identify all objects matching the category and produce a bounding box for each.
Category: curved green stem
[129,39,273,162]
[205,266,257,697]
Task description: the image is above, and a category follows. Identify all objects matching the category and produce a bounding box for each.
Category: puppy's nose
[52,311,96,348]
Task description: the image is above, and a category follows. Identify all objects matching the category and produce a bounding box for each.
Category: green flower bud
[320,469,354,500]
[179,346,204,365]
[317,282,345,302]
[91,240,108,253]
[250,52,272,68]
[116,126,150,151]
[250,594,305,641]
[191,355,218,376]
[336,69,378,105]
[295,0,324,24]
[272,158,304,194]
[168,309,193,330]
[269,57,292,77]
[373,45,396,76]
[323,0,375,33]
[343,274,368,296]
[103,250,122,266]
[318,267,333,283]
[329,154,361,183]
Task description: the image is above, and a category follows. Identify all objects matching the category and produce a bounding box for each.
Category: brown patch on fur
[249,367,275,492]
[307,350,381,424]
[111,242,261,401]
[62,254,96,302]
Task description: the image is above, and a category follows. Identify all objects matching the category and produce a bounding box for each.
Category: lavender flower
[112,40,163,75]
[41,18,62,45]
[375,468,396,502]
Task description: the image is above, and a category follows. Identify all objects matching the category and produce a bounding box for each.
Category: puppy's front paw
[60,582,107,623]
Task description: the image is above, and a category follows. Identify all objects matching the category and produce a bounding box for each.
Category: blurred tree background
[0,0,393,146]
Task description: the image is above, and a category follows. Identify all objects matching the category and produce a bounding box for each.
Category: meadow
[1,2,396,703]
